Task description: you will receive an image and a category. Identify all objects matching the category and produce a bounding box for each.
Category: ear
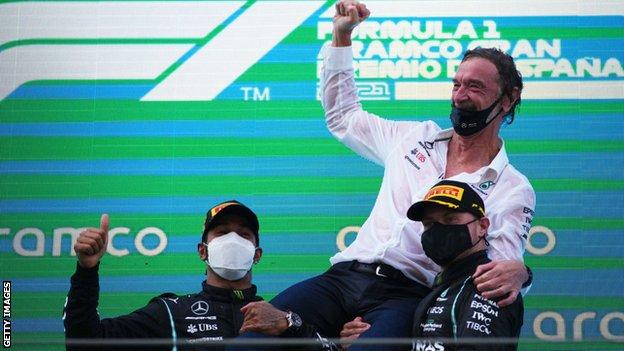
[479,217,490,237]
[501,87,520,114]
[197,242,207,261]
[253,247,263,264]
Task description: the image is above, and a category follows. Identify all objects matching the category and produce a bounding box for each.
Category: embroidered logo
[478,180,495,190]
[191,301,209,316]
[187,324,198,334]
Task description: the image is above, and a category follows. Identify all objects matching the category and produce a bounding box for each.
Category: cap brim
[407,200,458,221]
[207,204,259,235]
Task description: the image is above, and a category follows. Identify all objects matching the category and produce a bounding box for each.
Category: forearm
[63,262,103,338]
[332,28,352,47]
[320,44,361,138]
[320,43,405,166]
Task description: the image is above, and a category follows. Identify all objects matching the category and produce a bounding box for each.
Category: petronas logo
[440,288,449,298]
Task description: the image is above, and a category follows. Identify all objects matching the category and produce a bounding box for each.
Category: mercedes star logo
[191,301,209,316]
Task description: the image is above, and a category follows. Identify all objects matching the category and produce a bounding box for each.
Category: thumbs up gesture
[74,214,109,268]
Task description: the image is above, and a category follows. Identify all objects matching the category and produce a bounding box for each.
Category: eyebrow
[444,213,461,221]
[466,78,485,87]
[453,77,485,87]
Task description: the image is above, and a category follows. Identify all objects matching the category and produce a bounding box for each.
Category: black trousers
[234,261,431,351]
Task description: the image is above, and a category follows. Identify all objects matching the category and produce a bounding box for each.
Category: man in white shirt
[234,1,535,350]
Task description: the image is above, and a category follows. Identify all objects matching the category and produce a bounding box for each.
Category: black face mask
[421,220,481,267]
[450,97,503,136]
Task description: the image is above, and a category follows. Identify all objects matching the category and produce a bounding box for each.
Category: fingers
[357,3,370,20]
[239,320,254,334]
[480,283,507,299]
[344,318,369,330]
[100,213,109,232]
[340,316,370,338]
[340,324,370,337]
[240,301,256,314]
[336,2,345,16]
[473,261,496,281]
[74,243,96,256]
[346,3,360,23]
[495,290,519,307]
[475,273,502,294]
[239,302,284,335]
[75,229,106,255]
[336,1,364,19]
[240,305,255,333]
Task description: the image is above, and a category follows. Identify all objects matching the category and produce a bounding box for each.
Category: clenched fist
[74,214,109,268]
[333,0,370,47]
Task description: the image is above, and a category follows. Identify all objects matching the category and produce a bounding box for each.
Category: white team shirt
[320,44,536,287]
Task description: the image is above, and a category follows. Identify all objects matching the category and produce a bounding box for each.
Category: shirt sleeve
[486,180,536,295]
[487,181,536,262]
[63,263,169,349]
[456,290,524,351]
[319,43,419,166]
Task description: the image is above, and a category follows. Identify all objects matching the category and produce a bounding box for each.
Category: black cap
[407,180,485,221]
[203,200,260,245]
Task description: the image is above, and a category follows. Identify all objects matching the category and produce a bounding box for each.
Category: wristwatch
[285,310,303,330]
[521,265,533,289]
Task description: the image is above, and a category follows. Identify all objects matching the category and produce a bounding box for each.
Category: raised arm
[321,1,416,166]
[63,215,168,349]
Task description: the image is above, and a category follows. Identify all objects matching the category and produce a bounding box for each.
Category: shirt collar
[434,128,509,182]
[201,281,259,302]
[433,250,490,287]
[488,138,509,180]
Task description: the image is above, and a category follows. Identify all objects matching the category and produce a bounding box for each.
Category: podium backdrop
[1,1,622,349]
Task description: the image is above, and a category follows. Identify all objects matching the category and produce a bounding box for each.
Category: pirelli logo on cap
[210,202,238,217]
[425,185,464,201]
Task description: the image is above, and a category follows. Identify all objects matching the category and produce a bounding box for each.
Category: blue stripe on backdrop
[2,114,622,139]
[530,269,624,296]
[528,230,624,258]
[510,154,623,180]
[11,273,317,294]
[13,307,624,335]
[3,230,623,257]
[10,269,624,296]
[1,192,623,217]
[0,120,333,138]
[500,116,624,140]
[0,232,343,255]
[0,156,383,177]
[259,41,624,64]
[9,78,624,101]
[8,75,624,101]
[14,319,62,333]
[8,84,153,100]
[0,194,379,215]
[1,153,623,178]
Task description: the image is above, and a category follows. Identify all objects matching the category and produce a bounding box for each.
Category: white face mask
[204,232,256,281]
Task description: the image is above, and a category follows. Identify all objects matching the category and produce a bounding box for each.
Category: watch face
[291,312,303,328]
[287,311,303,329]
